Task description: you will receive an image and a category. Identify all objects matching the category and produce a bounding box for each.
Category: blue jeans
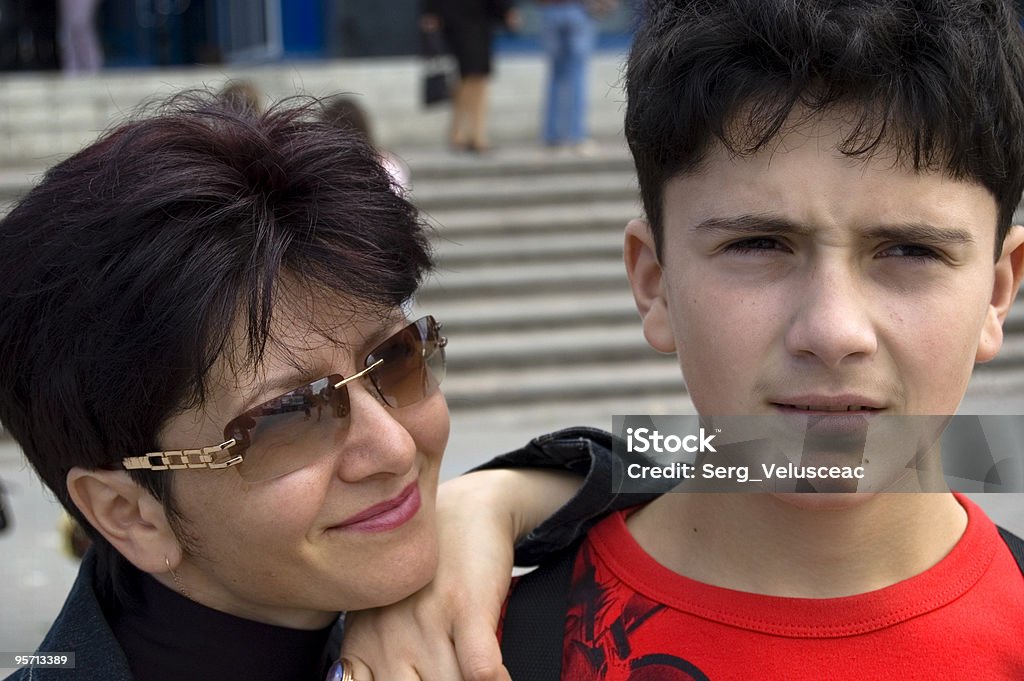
[540,4,596,145]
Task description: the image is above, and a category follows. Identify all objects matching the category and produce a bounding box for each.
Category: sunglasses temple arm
[332,358,385,390]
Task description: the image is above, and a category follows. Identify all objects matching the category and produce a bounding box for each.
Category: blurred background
[1,0,1023,664]
[0,0,635,70]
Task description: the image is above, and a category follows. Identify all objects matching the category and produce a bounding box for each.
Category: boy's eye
[876,243,943,260]
[723,237,789,254]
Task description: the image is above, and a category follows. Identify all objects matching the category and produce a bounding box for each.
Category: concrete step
[444,321,656,371]
[434,228,626,266]
[411,170,639,211]
[442,355,685,409]
[416,289,638,333]
[401,145,634,181]
[0,53,632,163]
[419,257,629,300]
[424,199,639,238]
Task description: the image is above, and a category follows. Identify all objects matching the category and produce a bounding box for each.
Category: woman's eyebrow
[239,320,405,410]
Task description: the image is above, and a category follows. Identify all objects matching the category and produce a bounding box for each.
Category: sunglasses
[122,316,447,482]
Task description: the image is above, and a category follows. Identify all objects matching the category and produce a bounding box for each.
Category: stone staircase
[400,146,1024,419]
[3,143,1023,421]
[1,54,1022,422]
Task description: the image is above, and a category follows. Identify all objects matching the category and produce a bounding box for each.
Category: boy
[339,1,1024,678]
[531,0,1024,677]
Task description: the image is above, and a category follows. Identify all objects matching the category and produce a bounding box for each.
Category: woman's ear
[66,467,183,573]
[977,225,1024,363]
[624,218,677,354]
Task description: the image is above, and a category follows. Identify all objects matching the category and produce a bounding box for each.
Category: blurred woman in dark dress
[422,0,520,152]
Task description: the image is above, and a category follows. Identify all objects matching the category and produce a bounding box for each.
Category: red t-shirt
[507,494,1024,680]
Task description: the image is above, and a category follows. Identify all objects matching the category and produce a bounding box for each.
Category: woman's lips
[331,482,421,533]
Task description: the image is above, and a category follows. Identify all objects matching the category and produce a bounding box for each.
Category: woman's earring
[164,555,191,599]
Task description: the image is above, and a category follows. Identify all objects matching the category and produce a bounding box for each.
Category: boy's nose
[783,263,879,369]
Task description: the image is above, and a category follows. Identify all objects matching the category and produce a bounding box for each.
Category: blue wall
[282,0,325,58]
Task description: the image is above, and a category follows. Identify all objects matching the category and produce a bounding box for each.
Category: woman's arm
[341,428,659,681]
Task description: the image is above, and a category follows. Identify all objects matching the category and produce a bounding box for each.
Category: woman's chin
[337,536,440,611]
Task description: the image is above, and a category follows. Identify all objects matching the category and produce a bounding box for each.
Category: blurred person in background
[219,79,266,115]
[321,95,411,194]
[421,0,521,153]
[538,0,600,153]
[58,0,102,75]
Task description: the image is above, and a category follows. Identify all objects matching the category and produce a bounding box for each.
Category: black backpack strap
[997,526,1024,575]
[500,543,580,681]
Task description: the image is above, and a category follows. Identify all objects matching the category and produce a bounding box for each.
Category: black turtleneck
[107,568,337,681]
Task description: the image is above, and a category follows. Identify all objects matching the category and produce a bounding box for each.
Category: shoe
[571,139,599,157]
[464,142,492,155]
[543,142,573,158]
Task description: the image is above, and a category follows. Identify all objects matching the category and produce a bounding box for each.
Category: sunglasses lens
[221,316,444,483]
[367,316,446,408]
[224,376,350,482]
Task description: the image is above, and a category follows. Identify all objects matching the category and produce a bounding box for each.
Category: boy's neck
[626,491,968,599]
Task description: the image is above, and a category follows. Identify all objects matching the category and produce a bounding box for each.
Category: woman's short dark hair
[0,92,433,601]
[626,0,1024,258]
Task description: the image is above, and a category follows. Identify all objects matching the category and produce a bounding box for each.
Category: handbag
[420,28,453,108]
[423,68,451,107]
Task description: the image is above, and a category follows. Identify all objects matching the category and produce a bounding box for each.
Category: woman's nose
[330,381,418,483]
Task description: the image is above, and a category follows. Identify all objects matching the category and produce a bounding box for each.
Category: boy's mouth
[774,403,883,413]
[771,400,883,441]
[771,396,885,414]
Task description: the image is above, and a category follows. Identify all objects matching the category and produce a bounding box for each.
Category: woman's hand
[341,468,580,681]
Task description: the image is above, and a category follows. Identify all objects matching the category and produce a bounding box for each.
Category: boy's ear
[66,467,183,573]
[624,218,677,354]
[977,225,1024,363]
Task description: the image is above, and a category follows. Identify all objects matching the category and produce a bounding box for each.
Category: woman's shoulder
[10,553,135,681]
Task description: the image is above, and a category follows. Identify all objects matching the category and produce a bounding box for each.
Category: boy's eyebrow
[693,214,975,245]
[692,214,812,235]
[861,223,975,245]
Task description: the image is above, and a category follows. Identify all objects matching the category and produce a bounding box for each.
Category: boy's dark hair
[0,92,433,601]
[626,0,1024,258]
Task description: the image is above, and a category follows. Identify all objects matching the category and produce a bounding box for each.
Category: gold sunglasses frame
[121,358,387,473]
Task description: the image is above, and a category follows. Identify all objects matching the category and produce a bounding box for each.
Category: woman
[0,93,604,681]
[422,0,521,152]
